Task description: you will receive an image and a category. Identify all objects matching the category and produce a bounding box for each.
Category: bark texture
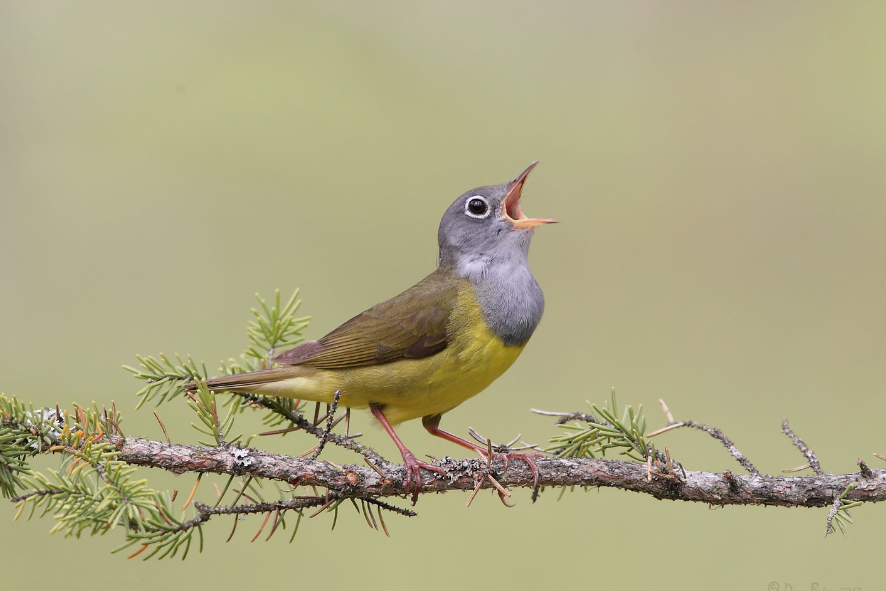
[107,435,885,508]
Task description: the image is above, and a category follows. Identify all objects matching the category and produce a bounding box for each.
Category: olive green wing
[271,268,461,369]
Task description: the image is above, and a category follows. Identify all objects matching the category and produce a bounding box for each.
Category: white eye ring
[464,195,491,219]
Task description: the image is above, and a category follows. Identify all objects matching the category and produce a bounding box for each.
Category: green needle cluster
[546,388,652,462]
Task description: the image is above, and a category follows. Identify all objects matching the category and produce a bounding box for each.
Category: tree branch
[782,419,824,475]
[101,434,886,509]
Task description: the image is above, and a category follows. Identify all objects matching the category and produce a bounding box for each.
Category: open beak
[503,161,558,229]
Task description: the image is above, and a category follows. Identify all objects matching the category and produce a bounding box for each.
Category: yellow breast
[330,284,526,424]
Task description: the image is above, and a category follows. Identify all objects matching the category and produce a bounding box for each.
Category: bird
[196,163,556,502]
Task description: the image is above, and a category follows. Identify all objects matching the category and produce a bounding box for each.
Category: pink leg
[370,406,445,504]
[421,414,540,486]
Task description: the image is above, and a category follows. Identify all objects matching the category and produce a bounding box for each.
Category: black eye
[465,196,489,218]
[468,199,486,214]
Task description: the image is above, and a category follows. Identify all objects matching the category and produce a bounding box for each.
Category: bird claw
[400,450,446,505]
[498,489,516,508]
[481,450,542,488]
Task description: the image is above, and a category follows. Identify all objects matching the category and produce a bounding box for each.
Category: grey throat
[437,181,546,347]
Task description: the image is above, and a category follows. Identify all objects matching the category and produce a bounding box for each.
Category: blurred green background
[2,1,885,589]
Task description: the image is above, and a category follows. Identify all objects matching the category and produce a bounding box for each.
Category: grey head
[437,162,557,346]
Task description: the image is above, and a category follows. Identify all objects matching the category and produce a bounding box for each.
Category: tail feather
[185,367,300,393]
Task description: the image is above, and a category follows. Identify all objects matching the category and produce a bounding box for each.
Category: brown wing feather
[272,267,461,369]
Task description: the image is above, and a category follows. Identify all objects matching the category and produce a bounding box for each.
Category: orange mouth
[503,161,558,229]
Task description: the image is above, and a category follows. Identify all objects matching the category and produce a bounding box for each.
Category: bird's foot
[399,450,446,505]
[479,449,543,487]
[463,427,543,486]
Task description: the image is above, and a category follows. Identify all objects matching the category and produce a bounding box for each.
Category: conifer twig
[646,399,759,475]
[311,390,342,460]
[234,393,390,467]
[782,419,823,476]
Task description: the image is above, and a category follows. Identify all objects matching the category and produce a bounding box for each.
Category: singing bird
[198,163,556,501]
